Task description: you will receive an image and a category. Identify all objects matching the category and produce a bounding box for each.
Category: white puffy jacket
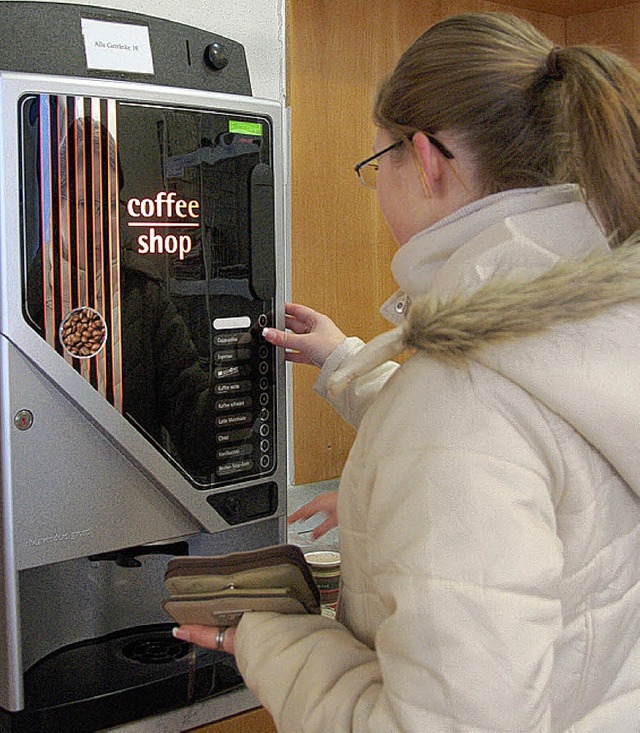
[235,185,640,732]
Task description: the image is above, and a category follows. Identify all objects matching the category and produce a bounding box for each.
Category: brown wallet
[162,544,321,627]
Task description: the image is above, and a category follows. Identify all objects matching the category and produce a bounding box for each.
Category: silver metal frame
[0,71,287,711]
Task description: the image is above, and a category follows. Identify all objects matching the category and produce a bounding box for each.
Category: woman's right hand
[262,302,346,368]
[288,491,338,540]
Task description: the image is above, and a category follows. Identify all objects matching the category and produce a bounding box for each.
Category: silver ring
[215,627,227,652]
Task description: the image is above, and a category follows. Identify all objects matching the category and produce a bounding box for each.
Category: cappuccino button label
[214,332,252,346]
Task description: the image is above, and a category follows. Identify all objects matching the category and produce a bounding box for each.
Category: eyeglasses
[354,133,454,189]
[354,140,403,189]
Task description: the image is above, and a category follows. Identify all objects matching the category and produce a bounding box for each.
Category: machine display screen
[19,93,277,489]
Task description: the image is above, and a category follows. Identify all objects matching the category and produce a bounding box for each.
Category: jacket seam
[573,610,595,721]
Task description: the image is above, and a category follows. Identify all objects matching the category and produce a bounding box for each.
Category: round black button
[204,43,229,70]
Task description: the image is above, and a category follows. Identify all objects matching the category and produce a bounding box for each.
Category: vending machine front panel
[21,93,278,490]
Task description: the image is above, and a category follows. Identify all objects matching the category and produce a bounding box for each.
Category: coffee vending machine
[0,2,287,730]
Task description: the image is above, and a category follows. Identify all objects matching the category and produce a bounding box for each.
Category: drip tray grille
[121,634,191,664]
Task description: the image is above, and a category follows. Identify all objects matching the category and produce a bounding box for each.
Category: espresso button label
[214,350,236,363]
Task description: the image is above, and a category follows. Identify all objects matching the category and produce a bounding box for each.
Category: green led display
[228,120,263,136]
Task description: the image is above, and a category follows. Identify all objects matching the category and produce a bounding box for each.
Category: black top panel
[0,1,252,95]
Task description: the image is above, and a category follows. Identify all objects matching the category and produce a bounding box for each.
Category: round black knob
[204,43,229,71]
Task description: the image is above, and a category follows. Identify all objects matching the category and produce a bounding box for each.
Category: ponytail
[554,47,640,245]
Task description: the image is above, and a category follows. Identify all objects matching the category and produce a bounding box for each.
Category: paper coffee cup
[304,551,341,610]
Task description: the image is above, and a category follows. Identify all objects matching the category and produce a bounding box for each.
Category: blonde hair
[374,12,640,245]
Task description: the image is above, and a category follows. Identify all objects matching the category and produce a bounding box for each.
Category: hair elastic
[546,46,563,80]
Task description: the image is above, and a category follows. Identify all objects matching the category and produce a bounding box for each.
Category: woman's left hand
[173,624,236,655]
[288,490,339,539]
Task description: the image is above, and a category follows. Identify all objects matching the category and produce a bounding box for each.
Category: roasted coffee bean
[60,307,107,359]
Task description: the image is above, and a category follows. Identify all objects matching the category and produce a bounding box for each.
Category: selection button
[214,381,252,395]
[215,413,252,428]
[216,428,252,444]
[217,459,254,476]
[213,316,251,330]
[214,365,249,380]
[215,396,253,411]
[217,444,253,460]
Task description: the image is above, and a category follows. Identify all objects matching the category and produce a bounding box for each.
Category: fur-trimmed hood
[403,239,640,360]
[328,187,640,496]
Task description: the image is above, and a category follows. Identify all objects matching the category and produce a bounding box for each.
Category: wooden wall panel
[505,0,632,16]
[567,4,640,65]
[287,1,564,485]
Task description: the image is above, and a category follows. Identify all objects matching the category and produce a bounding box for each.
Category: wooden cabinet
[187,706,277,733]
[506,1,633,15]
[567,3,640,66]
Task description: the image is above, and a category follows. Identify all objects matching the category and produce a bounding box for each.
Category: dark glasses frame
[354,132,454,188]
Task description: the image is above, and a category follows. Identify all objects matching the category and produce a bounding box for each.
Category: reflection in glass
[20,94,276,489]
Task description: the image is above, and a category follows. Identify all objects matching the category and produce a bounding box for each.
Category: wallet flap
[165,544,312,580]
[162,589,311,627]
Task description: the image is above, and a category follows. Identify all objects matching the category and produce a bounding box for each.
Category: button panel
[208,311,276,485]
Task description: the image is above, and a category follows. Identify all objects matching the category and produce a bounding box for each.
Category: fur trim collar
[403,237,640,361]
[329,237,640,395]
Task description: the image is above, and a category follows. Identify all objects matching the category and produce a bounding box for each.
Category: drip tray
[0,624,243,733]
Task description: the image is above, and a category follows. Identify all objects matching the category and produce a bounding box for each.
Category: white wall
[0,0,285,101]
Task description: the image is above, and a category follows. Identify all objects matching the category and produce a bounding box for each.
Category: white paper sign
[81,18,154,75]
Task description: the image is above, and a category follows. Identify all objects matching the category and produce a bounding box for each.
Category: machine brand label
[25,529,91,547]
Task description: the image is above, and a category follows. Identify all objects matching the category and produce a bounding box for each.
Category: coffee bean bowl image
[59,307,108,359]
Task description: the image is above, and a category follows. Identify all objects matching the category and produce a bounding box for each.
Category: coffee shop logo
[127,191,200,261]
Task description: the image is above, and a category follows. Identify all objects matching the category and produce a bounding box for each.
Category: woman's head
[374,12,640,245]
[58,116,119,266]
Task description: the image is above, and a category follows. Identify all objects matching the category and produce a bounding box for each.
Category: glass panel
[20,94,277,489]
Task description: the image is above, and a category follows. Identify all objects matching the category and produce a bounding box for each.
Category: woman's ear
[411,131,447,192]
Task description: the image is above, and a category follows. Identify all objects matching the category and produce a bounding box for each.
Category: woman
[173,13,640,731]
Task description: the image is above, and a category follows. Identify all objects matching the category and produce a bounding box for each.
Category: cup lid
[304,550,340,568]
